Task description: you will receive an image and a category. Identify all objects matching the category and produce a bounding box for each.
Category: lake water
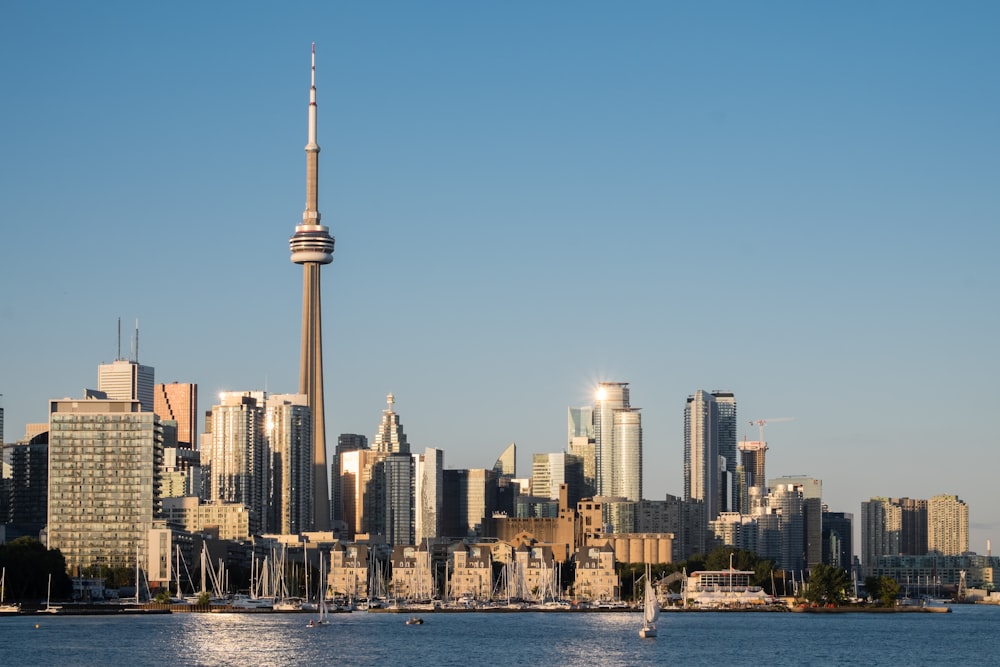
[1,605,998,666]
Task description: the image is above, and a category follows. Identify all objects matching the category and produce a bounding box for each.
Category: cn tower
[289,44,334,531]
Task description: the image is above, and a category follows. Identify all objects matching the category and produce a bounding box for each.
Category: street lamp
[729,552,735,603]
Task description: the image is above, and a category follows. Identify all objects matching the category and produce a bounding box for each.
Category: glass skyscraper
[593,382,642,504]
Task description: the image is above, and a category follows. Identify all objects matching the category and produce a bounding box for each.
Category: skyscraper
[593,382,642,502]
[684,390,719,520]
[203,391,268,533]
[289,44,336,531]
[266,393,312,535]
[154,382,198,449]
[332,433,368,523]
[415,447,444,543]
[928,494,969,556]
[712,391,737,513]
[861,497,902,575]
[372,393,409,454]
[48,396,162,573]
[98,359,155,412]
[737,439,767,513]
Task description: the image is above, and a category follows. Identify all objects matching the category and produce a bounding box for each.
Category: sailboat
[41,573,62,614]
[0,567,21,614]
[307,551,330,627]
[639,564,659,639]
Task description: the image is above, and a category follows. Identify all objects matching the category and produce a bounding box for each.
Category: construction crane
[748,417,795,444]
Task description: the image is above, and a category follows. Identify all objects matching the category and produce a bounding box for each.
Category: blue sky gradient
[2,2,998,552]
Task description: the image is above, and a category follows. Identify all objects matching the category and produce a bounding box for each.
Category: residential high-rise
[737,439,767,513]
[861,497,902,575]
[593,382,642,503]
[712,391,737,513]
[892,497,928,556]
[289,44,336,531]
[203,391,267,533]
[98,358,154,412]
[684,390,719,521]
[6,429,49,533]
[47,396,162,573]
[928,494,969,556]
[154,383,198,449]
[770,475,823,567]
[266,393,312,535]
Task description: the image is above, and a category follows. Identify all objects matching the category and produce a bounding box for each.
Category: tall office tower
[372,393,409,454]
[415,447,444,543]
[531,452,585,506]
[289,45,336,531]
[441,468,498,539]
[98,358,155,412]
[266,393,312,535]
[737,439,767,513]
[48,396,162,573]
[822,508,853,570]
[203,391,268,534]
[568,437,597,499]
[493,442,516,477]
[154,383,198,449]
[712,391,737,513]
[684,390,720,521]
[770,475,823,567]
[593,382,642,502]
[928,494,969,556]
[378,453,415,546]
[338,448,387,538]
[860,497,902,575]
[568,406,595,442]
[332,433,368,523]
[891,497,928,555]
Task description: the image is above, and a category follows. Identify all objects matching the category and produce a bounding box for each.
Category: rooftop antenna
[135,319,139,363]
[117,317,122,361]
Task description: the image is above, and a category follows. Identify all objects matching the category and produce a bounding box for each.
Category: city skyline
[1,3,998,553]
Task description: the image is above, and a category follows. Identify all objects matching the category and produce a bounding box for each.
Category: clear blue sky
[2,2,998,553]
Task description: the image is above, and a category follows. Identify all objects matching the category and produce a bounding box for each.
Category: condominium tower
[266,393,312,535]
[928,494,969,556]
[593,382,642,503]
[47,396,162,573]
[203,391,268,533]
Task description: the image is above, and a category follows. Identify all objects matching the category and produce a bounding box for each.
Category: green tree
[864,575,900,607]
[804,564,850,605]
[0,537,71,601]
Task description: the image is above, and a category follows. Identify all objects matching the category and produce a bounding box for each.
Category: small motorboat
[405,616,424,625]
